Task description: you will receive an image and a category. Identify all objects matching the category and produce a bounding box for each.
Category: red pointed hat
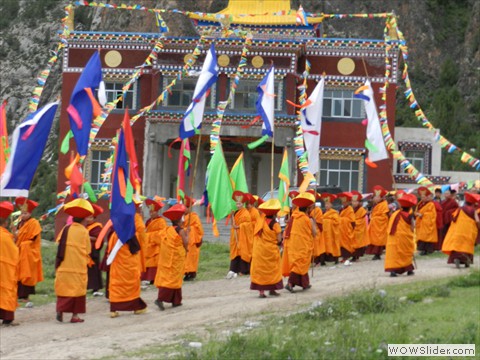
[398,194,418,208]
[337,192,353,202]
[15,197,39,213]
[464,192,480,205]
[350,191,362,201]
[163,204,187,221]
[0,201,14,218]
[321,193,337,204]
[145,198,164,212]
[90,203,104,218]
[64,198,94,218]
[288,190,299,199]
[245,193,256,205]
[292,192,315,208]
[417,186,432,197]
[232,190,247,203]
[372,186,387,198]
[395,190,406,199]
[184,195,195,208]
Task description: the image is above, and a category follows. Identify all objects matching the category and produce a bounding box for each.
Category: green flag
[230,152,249,211]
[207,141,234,225]
[277,148,290,216]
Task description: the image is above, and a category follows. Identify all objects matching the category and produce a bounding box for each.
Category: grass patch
[173,273,480,360]
[196,242,230,281]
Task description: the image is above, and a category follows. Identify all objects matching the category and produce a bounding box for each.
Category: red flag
[122,110,141,194]
[0,100,9,175]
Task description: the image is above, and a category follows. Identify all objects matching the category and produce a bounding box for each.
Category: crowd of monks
[0,186,479,325]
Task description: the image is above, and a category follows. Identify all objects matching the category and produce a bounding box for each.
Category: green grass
[196,242,230,281]
[174,270,479,360]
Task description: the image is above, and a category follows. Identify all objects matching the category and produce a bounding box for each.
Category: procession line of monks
[1,186,479,324]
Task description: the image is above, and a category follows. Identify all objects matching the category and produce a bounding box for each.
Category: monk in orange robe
[319,193,341,265]
[385,194,417,277]
[338,192,356,262]
[247,194,260,268]
[281,191,300,276]
[366,186,390,260]
[142,198,167,283]
[85,203,104,296]
[351,191,368,261]
[55,199,93,323]
[442,193,480,268]
[415,187,438,255]
[183,196,204,281]
[250,199,283,298]
[134,202,147,274]
[284,193,316,292]
[14,197,43,303]
[154,204,188,310]
[305,190,325,266]
[108,215,147,317]
[0,202,19,325]
[227,191,253,278]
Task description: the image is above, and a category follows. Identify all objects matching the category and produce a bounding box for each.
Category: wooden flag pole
[270,134,275,198]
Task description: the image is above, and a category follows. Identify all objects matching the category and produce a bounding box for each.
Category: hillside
[0,0,478,220]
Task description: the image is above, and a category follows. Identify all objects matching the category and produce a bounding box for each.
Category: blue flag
[1,102,58,197]
[107,127,136,264]
[67,51,103,156]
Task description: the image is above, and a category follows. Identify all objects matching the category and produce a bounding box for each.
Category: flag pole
[362,57,397,191]
[187,132,202,231]
[270,134,274,198]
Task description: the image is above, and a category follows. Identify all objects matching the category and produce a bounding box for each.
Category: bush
[448,269,480,288]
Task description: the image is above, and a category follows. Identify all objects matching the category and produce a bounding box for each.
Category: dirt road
[1,255,477,360]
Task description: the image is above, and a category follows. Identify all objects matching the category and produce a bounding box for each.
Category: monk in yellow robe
[366,186,390,260]
[385,194,417,277]
[284,193,316,292]
[227,191,253,278]
[55,199,93,323]
[320,193,341,265]
[142,198,167,283]
[247,194,261,270]
[154,204,188,310]
[338,192,356,262]
[108,229,146,318]
[14,197,43,303]
[250,199,283,298]
[415,187,438,255]
[351,191,368,261]
[85,203,104,296]
[442,193,480,268]
[183,196,204,281]
[0,202,19,325]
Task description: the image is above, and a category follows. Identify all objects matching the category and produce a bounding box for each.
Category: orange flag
[0,100,9,175]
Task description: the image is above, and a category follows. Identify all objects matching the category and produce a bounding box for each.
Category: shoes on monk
[285,284,295,293]
[269,290,280,296]
[154,299,165,311]
[56,312,63,323]
[344,260,351,266]
[259,292,267,298]
[407,270,414,276]
[93,291,104,297]
[110,311,120,318]
[320,262,326,266]
[183,275,191,281]
[226,271,236,279]
[134,308,147,315]
[372,255,381,260]
[141,280,151,286]
[465,257,471,268]
[172,303,182,308]
[390,272,398,277]
[70,317,85,323]
[454,258,461,269]
[303,284,312,290]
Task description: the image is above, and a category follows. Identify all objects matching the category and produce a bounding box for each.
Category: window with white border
[322,89,364,119]
[319,159,360,192]
[104,81,136,110]
[230,79,283,112]
[162,77,216,108]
